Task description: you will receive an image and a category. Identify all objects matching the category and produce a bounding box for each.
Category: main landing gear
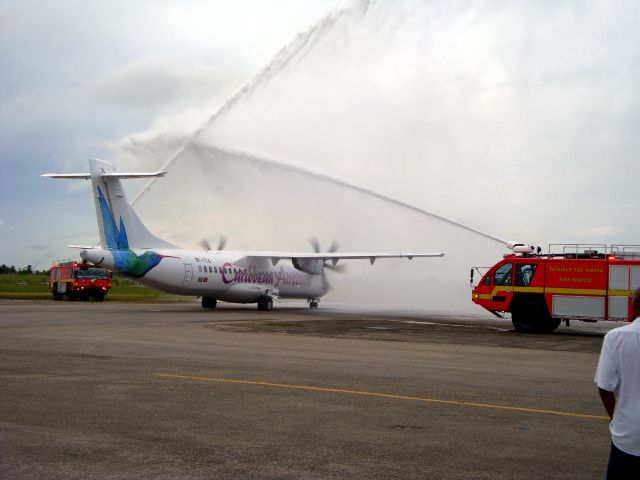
[308,299,319,309]
[257,295,273,311]
[202,296,217,309]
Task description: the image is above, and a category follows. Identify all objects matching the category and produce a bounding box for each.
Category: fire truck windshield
[494,263,512,286]
[76,268,109,280]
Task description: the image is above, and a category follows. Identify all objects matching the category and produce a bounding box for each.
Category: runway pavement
[0,300,616,479]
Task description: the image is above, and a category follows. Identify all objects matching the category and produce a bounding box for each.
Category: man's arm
[598,388,615,419]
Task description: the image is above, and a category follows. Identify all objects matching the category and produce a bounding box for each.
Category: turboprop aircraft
[43,159,444,311]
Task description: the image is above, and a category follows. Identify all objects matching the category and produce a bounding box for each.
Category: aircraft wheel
[257,296,273,311]
[309,300,319,309]
[202,296,217,309]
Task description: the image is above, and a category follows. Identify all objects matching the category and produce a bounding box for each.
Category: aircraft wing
[236,251,444,267]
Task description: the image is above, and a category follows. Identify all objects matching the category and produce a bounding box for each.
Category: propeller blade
[217,235,227,251]
[328,240,340,253]
[201,235,227,251]
[309,237,321,253]
[325,263,347,274]
[321,271,332,291]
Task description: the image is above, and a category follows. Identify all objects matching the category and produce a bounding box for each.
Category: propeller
[200,235,228,251]
[309,237,347,273]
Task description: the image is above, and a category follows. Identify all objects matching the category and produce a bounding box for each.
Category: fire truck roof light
[608,255,616,261]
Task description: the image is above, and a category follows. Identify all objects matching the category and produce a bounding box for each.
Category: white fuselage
[84,248,328,303]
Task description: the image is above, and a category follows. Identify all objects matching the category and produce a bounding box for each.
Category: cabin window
[198,265,202,272]
[482,275,490,286]
[515,264,537,287]
[494,263,513,286]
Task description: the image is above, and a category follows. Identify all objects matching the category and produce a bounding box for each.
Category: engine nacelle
[291,258,325,275]
[81,248,114,268]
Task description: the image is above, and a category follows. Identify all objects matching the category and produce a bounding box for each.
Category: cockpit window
[494,263,512,286]
[516,264,537,287]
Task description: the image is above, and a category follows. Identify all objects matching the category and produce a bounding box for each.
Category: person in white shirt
[595,286,640,479]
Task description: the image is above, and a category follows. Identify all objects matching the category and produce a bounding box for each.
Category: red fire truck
[49,260,112,301]
[471,243,640,332]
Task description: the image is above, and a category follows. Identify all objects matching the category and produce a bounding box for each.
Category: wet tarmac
[0,300,616,479]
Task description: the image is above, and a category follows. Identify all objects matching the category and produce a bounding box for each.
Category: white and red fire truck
[49,260,112,301]
[471,243,640,332]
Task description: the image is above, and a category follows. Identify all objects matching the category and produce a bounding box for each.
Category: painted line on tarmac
[157,373,608,421]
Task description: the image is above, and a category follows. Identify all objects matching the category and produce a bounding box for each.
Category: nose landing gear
[308,299,319,309]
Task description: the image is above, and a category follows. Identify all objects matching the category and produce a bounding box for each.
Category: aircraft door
[182,264,193,287]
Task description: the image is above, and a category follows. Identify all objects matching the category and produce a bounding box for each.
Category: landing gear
[257,296,273,311]
[308,299,319,309]
[202,296,217,309]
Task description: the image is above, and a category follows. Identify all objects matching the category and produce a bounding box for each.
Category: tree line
[0,264,51,275]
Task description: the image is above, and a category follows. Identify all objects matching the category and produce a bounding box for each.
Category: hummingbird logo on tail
[97,187,172,277]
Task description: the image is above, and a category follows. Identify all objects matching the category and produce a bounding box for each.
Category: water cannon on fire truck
[505,241,541,256]
[470,242,640,333]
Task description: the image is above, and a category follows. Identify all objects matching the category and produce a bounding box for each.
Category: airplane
[43,159,444,311]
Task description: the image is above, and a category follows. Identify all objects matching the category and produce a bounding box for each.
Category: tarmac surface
[0,300,617,479]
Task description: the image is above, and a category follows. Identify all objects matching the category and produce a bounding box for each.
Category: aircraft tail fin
[43,159,176,250]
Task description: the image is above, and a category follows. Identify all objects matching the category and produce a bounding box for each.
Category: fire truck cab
[471,243,640,332]
[49,260,112,301]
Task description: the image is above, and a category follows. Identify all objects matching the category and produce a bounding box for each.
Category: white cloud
[90,56,238,109]
[577,226,621,239]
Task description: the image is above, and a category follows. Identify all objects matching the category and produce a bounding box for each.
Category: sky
[0,0,338,269]
[1,0,639,302]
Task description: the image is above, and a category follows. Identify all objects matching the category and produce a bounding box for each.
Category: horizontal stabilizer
[42,171,166,180]
[41,173,91,179]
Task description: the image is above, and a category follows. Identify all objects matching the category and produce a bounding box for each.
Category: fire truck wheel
[94,294,105,302]
[543,317,562,333]
[511,302,548,333]
[52,291,63,301]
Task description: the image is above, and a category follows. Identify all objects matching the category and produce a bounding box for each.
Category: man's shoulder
[604,318,640,340]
